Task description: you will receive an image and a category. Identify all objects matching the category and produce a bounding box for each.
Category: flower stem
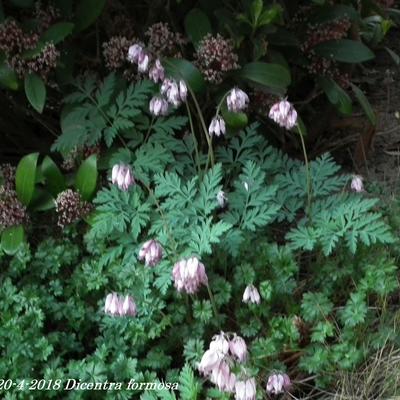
[185,101,202,176]
[298,129,312,220]
[206,283,219,320]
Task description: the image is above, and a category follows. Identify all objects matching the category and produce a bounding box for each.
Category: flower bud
[112,163,135,191]
[208,116,226,137]
[226,88,249,112]
[148,59,165,83]
[266,373,291,395]
[350,175,364,192]
[149,96,169,116]
[229,334,247,362]
[127,44,143,63]
[138,239,163,267]
[138,51,150,72]
[243,284,261,304]
[269,99,298,130]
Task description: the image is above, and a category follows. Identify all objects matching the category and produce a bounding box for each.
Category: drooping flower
[210,332,230,355]
[161,78,181,106]
[229,335,247,362]
[122,295,137,317]
[210,361,233,392]
[227,88,249,112]
[111,163,135,191]
[138,50,150,72]
[350,175,364,192]
[104,293,137,317]
[104,292,120,316]
[235,378,257,400]
[127,44,143,63]
[149,96,169,116]
[243,284,261,304]
[172,256,208,294]
[198,349,223,375]
[208,116,226,137]
[138,239,163,267]
[216,190,228,208]
[269,99,298,130]
[266,373,291,395]
[148,58,165,83]
[179,80,188,101]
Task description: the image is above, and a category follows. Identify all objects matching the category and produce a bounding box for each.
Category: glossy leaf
[15,152,39,206]
[184,8,212,47]
[221,108,248,130]
[24,73,46,113]
[74,0,106,32]
[164,58,205,93]
[41,22,75,44]
[1,225,24,255]
[30,188,55,211]
[238,62,291,89]
[41,156,66,196]
[350,83,376,126]
[75,154,98,201]
[314,39,375,63]
[318,77,352,115]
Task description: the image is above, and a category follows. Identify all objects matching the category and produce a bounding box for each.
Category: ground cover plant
[0,0,400,399]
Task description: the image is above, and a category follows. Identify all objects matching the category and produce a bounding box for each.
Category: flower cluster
[195,33,239,84]
[243,284,261,304]
[104,293,137,317]
[34,1,60,32]
[266,373,291,395]
[208,116,226,137]
[127,43,151,73]
[54,189,92,228]
[103,36,133,71]
[0,19,59,80]
[145,22,186,57]
[172,256,208,294]
[269,100,298,130]
[0,163,16,190]
[0,187,28,230]
[199,332,254,398]
[111,163,135,191]
[138,239,163,267]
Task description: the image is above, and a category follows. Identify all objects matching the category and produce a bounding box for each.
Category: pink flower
[122,295,137,317]
[111,163,135,191]
[243,285,261,304]
[127,44,143,63]
[350,175,364,192]
[266,373,291,395]
[138,51,150,72]
[235,378,256,400]
[105,292,119,316]
[209,332,230,355]
[208,116,226,137]
[172,256,208,294]
[138,239,163,267]
[148,59,165,83]
[198,349,223,375]
[229,335,247,362]
[227,88,249,112]
[161,78,181,106]
[269,99,298,130]
[149,96,169,116]
[210,361,232,391]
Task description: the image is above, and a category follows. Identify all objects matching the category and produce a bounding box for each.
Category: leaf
[30,188,55,211]
[384,46,400,65]
[238,62,291,89]
[164,58,205,93]
[41,156,66,196]
[75,155,98,201]
[317,77,352,115]
[184,8,212,47]
[0,62,19,90]
[314,39,375,63]
[74,0,106,32]
[41,22,75,44]
[221,106,248,129]
[24,73,46,113]
[1,225,25,255]
[15,152,39,206]
[350,83,376,125]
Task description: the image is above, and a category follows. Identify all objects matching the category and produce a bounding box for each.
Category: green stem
[185,101,202,176]
[206,283,219,320]
[298,131,312,220]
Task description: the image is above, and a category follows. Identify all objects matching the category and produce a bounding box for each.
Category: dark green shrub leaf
[74,0,106,32]
[0,61,19,90]
[24,73,46,113]
[30,188,55,211]
[164,58,205,93]
[314,39,375,63]
[15,152,39,206]
[238,62,291,89]
[318,77,352,115]
[1,225,24,255]
[350,83,376,125]
[75,155,98,201]
[41,156,66,196]
[184,8,212,47]
[41,22,74,44]
[221,107,248,129]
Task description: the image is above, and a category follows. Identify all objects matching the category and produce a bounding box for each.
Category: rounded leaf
[314,39,375,63]
[184,8,212,47]
[41,156,66,196]
[1,225,25,255]
[164,58,205,93]
[15,152,39,206]
[74,154,98,201]
[24,73,46,113]
[41,22,75,44]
